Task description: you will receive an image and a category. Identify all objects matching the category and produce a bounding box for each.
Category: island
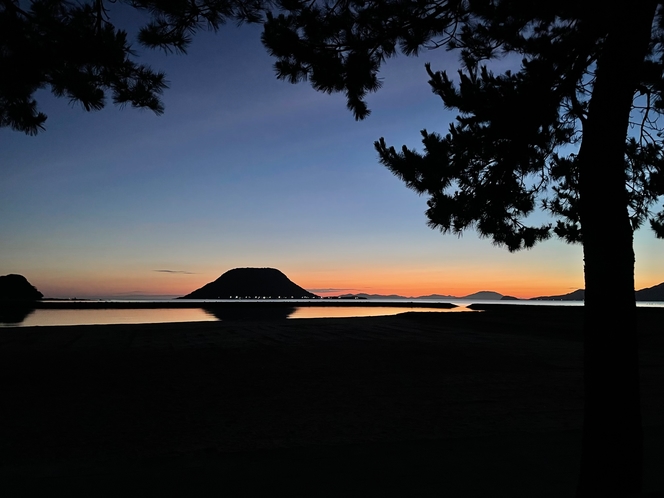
[0,274,43,301]
[180,267,319,299]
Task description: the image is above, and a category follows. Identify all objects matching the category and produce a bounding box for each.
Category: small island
[180,267,319,299]
[0,274,43,301]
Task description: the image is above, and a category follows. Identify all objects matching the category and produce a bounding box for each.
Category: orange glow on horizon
[33,265,663,300]
[292,267,586,300]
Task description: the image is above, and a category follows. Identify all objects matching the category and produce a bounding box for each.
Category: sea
[1,298,662,327]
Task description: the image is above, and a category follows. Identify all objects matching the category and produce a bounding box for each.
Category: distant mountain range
[530,282,664,301]
[527,289,587,301]
[180,268,318,299]
[337,282,664,301]
[636,282,664,301]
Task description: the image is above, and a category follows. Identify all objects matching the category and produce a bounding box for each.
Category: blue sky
[1,16,662,299]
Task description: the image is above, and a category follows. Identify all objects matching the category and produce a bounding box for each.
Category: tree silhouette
[5,0,664,494]
[262,1,664,496]
[0,0,264,134]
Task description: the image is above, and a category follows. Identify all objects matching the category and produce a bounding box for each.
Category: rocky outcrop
[0,274,43,301]
[180,268,318,299]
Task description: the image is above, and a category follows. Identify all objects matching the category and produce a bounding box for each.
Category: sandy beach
[1,306,663,496]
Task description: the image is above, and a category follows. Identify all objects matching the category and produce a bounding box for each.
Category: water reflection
[290,306,464,319]
[0,306,35,325]
[1,304,467,327]
[1,308,218,327]
[203,306,296,321]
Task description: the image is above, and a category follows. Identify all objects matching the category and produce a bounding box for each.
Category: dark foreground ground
[1,306,663,497]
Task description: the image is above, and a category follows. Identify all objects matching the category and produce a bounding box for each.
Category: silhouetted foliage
[261,1,663,496]
[0,274,43,300]
[262,0,664,249]
[5,1,663,494]
[0,0,265,134]
[203,304,296,320]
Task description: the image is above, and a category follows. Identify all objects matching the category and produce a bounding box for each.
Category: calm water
[1,299,661,327]
[1,302,464,327]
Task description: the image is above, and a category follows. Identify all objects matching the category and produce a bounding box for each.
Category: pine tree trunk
[575,3,656,496]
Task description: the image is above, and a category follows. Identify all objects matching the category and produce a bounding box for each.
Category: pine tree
[262,1,664,495]
[5,1,664,493]
[0,0,264,134]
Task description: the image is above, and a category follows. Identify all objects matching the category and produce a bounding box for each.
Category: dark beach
[1,305,663,496]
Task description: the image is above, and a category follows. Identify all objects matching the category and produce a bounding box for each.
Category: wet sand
[1,306,663,496]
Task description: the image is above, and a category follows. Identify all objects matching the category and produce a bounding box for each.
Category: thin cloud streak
[154,269,196,274]
[308,288,359,293]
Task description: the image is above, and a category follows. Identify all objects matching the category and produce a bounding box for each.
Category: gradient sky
[1,14,663,299]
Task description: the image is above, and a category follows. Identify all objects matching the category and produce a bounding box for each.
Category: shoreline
[2,309,663,495]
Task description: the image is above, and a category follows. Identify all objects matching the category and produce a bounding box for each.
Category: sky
[1,12,663,299]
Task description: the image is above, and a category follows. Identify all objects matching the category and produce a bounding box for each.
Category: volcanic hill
[180,268,318,299]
